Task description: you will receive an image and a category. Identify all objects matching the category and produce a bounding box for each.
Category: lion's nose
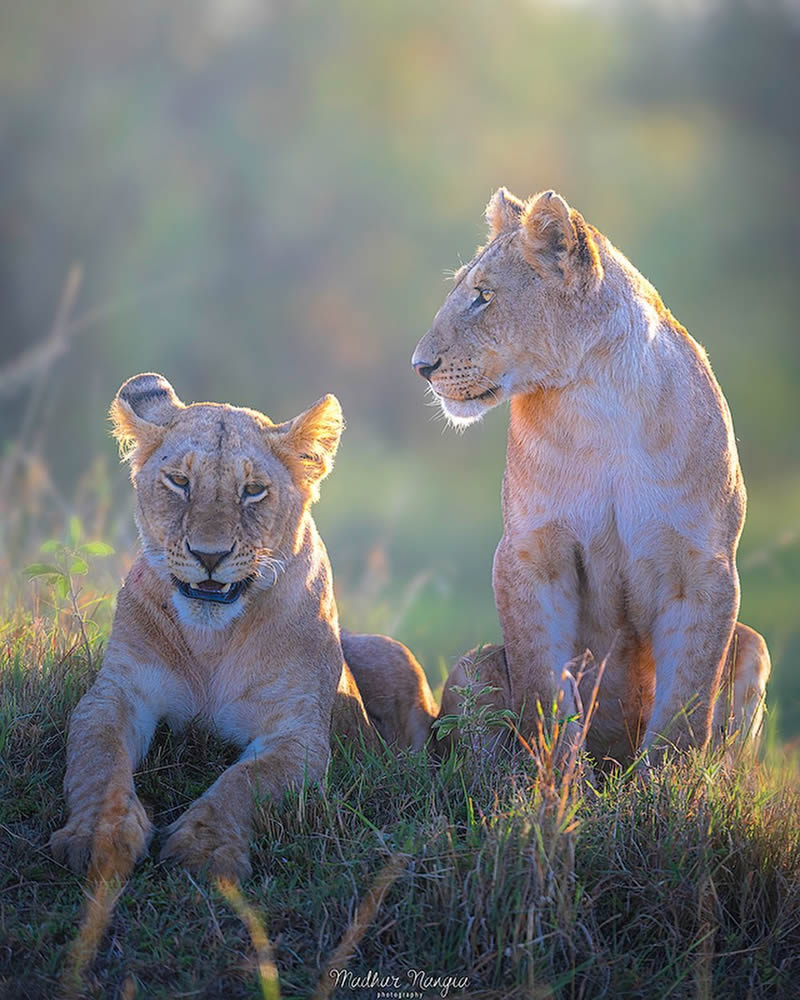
[413,357,442,381]
[188,546,233,575]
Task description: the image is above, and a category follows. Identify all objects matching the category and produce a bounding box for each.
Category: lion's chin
[438,390,501,428]
[172,587,249,631]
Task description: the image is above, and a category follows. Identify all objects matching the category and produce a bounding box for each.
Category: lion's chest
[162,653,306,749]
[502,413,702,614]
[205,660,295,745]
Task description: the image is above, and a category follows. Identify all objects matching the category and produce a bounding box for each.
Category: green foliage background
[1,0,798,731]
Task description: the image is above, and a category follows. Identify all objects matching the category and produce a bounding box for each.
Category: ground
[2,617,800,1000]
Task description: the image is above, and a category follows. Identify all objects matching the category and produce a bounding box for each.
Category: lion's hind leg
[332,658,380,751]
[713,622,771,746]
[341,629,438,750]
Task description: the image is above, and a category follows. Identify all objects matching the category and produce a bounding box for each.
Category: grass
[3,606,800,999]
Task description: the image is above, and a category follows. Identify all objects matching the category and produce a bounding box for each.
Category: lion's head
[412,187,610,426]
[110,373,343,629]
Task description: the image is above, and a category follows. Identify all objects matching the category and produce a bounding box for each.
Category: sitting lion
[413,188,769,764]
[50,373,436,881]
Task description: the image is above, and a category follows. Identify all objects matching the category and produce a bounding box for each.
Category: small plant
[23,514,114,668]
[433,646,517,763]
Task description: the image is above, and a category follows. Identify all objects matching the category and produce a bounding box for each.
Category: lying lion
[50,374,436,880]
[413,188,769,764]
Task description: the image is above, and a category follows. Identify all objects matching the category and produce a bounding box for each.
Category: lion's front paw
[50,820,95,874]
[160,796,252,882]
[50,795,153,876]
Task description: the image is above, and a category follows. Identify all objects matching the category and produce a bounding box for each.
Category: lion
[413,187,769,765]
[50,373,436,881]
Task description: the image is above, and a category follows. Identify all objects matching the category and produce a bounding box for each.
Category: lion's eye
[165,472,190,494]
[473,288,495,306]
[242,483,268,501]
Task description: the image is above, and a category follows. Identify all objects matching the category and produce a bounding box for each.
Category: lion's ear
[485,187,525,240]
[520,190,604,291]
[109,373,184,470]
[271,394,344,500]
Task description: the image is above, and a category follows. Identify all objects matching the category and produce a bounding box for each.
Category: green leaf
[70,557,89,576]
[40,539,63,554]
[55,575,70,600]
[68,515,82,547]
[23,563,63,579]
[80,541,115,557]
[432,716,459,738]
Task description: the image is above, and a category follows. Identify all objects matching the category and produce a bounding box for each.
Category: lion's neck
[509,298,695,466]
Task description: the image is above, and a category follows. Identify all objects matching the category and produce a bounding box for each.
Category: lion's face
[111,374,343,629]
[412,188,605,426]
[131,407,301,630]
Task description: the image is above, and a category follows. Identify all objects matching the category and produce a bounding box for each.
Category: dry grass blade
[0,264,83,400]
[0,264,83,550]
[216,876,281,1000]
[312,852,407,1000]
[61,871,126,998]
[59,760,146,996]
[694,873,717,1000]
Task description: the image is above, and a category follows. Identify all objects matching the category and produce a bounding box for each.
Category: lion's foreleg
[50,674,157,876]
[494,536,581,745]
[645,561,739,758]
[160,731,329,881]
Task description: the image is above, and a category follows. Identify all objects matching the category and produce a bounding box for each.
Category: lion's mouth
[172,577,251,604]
[469,386,500,402]
[437,385,501,403]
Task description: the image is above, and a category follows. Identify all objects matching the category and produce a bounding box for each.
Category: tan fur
[711,622,771,744]
[50,375,429,881]
[437,621,769,759]
[341,629,438,750]
[413,188,768,764]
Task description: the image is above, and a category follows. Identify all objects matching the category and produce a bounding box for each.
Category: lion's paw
[50,795,153,876]
[160,797,252,882]
[50,821,94,874]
